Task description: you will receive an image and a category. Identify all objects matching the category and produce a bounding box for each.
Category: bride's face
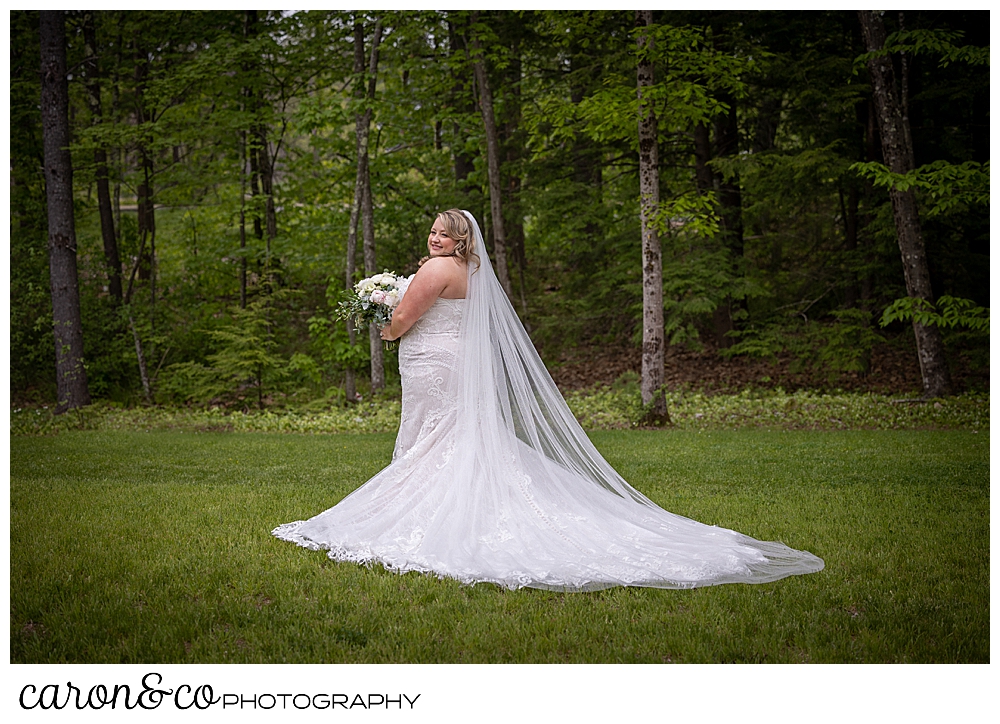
[427,218,458,257]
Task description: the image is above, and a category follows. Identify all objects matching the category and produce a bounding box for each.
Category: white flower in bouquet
[337,270,414,343]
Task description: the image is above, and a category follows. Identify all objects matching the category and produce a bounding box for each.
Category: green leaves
[723,309,884,380]
[161,292,293,408]
[851,160,989,216]
[856,28,989,69]
[880,296,989,333]
[307,314,371,373]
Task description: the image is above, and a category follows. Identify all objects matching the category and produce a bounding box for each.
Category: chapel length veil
[449,210,824,590]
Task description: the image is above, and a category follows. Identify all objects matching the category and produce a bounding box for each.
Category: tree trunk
[111,13,124,252]
[241,11,276,283]
[122,218,153,404]
[239,127,248,309]
[343,19,366,404]
[129,31,158,401]
[128,313,153,404]
[133,40,154,285]
[256,124,277,272]
[447,20,476,189]
[40,10,91,412]
[362,19,385,392]
[470,13,515,302]
[501,33,529,324]
[238,10,255,308]
[363,179,384,392]
[348,17,385,394]
[139,156,156,321]
[82,11,123,304]
[635,10,669,426]
[248,117,264,242]
[858,10,952,397]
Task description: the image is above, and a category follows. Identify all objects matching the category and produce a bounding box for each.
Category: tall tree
[506,26,531,321]
[238,10,256,309]
[635,10,669,424]
[858,10,952,397]
[40,10,91,412]
[470,12,515,302]
[82,11,123,304]
[343,18,366,403]
[361,18,386,392]
[447,18,476,192]
[345,16,385,396]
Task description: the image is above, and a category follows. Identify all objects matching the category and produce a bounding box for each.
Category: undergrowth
[10,385,988,436]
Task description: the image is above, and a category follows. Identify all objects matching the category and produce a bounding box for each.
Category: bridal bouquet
[335,270,411,329]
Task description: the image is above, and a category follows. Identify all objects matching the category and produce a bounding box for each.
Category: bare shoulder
[417,255,466,281]
[420,255,465,272]
[415,256,467,298]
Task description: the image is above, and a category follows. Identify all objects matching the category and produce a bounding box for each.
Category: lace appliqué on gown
[273,296,823,591]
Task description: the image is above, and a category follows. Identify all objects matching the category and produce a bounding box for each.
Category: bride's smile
[427,219,457,257]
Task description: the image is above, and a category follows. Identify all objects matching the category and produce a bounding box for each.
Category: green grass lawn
[10,429,988,663]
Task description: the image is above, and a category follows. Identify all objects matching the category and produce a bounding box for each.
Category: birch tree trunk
[40,10,91,412]
[635,10,669,425]
[346,17,385,398]
[363,175,385,391]
[858,10,952,397]
[361,19,385,392]
[343,19,366,404]
[470,13,515,302]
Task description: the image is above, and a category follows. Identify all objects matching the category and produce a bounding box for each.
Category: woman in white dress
[273,210,824,591]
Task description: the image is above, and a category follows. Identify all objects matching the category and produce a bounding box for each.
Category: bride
[273,209,824,591]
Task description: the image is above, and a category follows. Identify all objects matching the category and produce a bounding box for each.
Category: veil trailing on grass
[439,210,824,590]
[273,211,823,591]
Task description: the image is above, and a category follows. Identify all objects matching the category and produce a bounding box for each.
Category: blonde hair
[420,208,479,267]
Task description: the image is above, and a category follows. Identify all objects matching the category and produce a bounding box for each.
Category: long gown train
[273,297,824,591]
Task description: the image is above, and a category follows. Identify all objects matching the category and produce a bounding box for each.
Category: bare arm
[381,257,466,341]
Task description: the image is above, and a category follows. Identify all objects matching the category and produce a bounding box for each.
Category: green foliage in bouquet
[334,270,408,329]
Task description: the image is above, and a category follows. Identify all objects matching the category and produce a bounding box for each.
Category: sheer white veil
[274,210,823,590]
[453,210,654,506]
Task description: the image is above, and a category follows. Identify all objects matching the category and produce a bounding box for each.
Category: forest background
[9,9,990,419]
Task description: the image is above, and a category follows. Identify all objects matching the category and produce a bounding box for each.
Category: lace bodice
[403,297,465,339]
[394,298,464,462]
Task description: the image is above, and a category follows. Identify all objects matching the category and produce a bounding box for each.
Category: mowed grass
[10,429,988,663]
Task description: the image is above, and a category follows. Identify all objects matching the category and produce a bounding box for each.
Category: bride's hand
[380,324,394,341]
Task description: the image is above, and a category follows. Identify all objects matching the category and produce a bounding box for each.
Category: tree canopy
[10,10,989,408]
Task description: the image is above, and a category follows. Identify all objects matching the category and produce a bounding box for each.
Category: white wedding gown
[273,288,824,591]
